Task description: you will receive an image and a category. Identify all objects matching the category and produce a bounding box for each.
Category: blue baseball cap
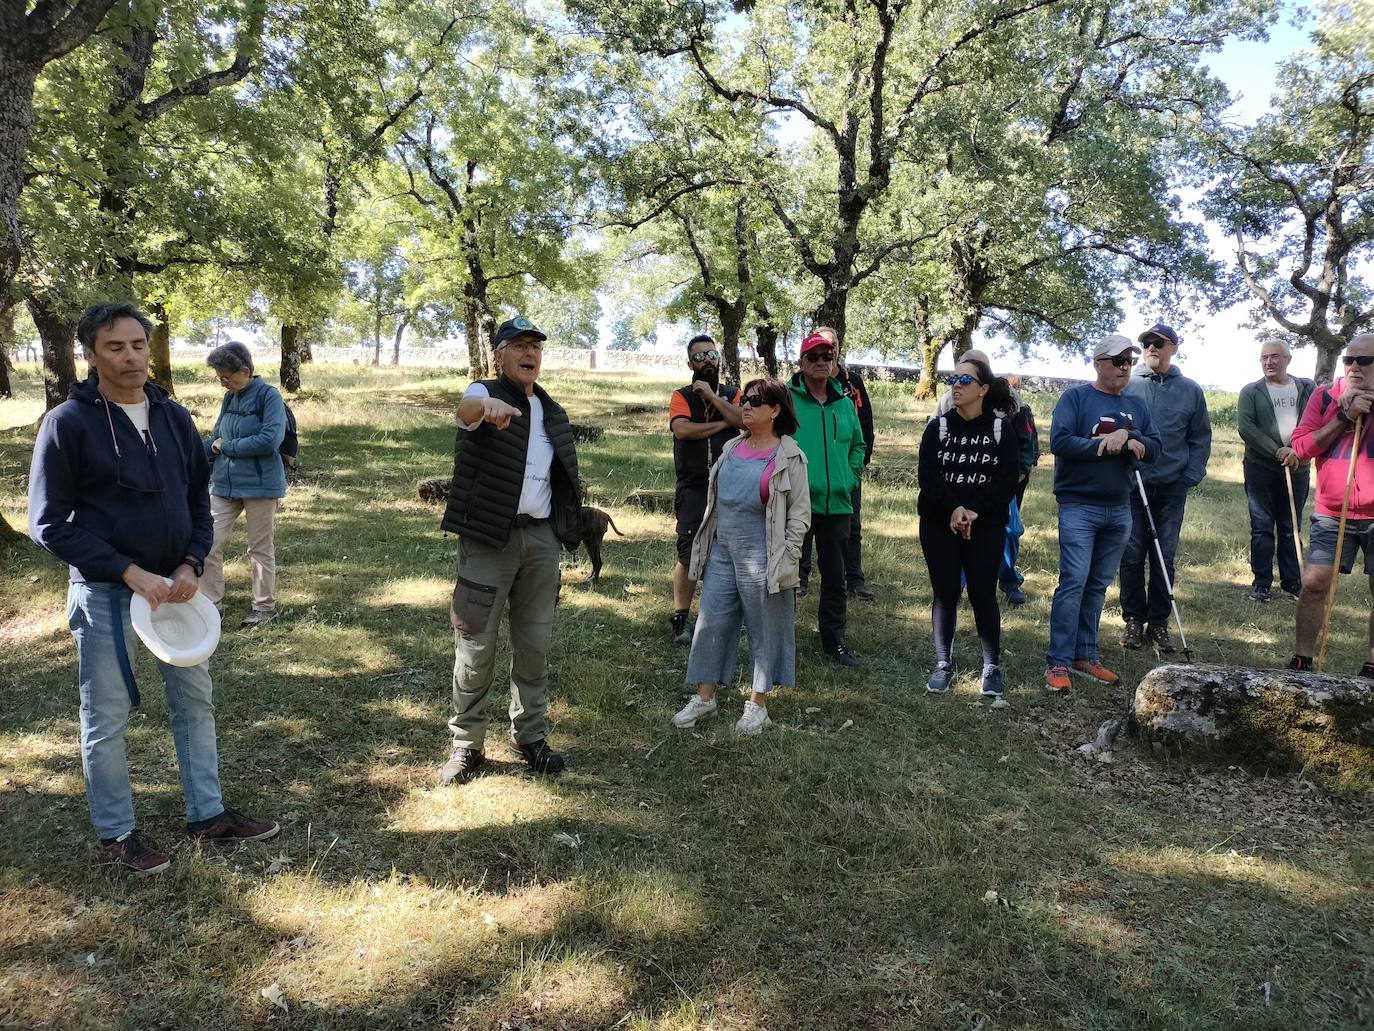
[493,316,547,347]
[1139,323,1180,347]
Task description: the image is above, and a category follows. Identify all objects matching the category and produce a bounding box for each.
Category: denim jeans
[1047,503,1132,667]
[67,581,224,841]
[1119,487,1189,625]
[1244,460,1308,594]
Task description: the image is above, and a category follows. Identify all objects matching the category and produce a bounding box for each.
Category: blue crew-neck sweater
[1050,384,1162,506]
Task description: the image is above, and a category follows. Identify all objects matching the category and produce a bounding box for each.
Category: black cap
[1138,323,1179,347]
[493,316,547,348]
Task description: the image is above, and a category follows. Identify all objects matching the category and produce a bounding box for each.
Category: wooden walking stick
[1284,464,1304,568]
[1317,414,1364,671]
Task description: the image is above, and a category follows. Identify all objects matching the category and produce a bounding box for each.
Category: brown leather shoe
[438,746,486,786]
[187,806,280,843]
[100,831,171,874]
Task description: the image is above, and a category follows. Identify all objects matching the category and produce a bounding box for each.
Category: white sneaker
[671,695,717,728]
[734,700,771,735]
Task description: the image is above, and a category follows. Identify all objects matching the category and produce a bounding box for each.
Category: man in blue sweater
[1119,323,1211,653]
[1045,334,1161,693]
[28,301,278,874]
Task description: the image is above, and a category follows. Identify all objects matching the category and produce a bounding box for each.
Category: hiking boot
[1044,666,1071,694]
[511,738,566,775]
[1247,586,1272,603]
[671,694,718,728]
[1286,654,1314,672]
[100,831,171,874]
[240,609,278,629]
[734,700,771,735]
[925,662,955,694]
[1122,617,1144,650]
[438,746,486,786]
[848,586,876,602]
[824,642,860,668]
[1147,624,1176,654]
[797,582,809,597]
[979,665,1004,697]
[1000,583,1027,606]
[188,806,280,843]
[1071,659,1120,685]
[670,610,693,646]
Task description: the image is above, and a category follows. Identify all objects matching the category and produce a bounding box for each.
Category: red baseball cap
[800,332,833,355]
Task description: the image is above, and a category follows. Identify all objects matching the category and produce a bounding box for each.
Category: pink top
[734,439,779,502]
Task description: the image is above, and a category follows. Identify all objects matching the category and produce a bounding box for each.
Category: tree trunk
[372,308,382,366]
[752,297,779,378]
[0,349,12,399]
[915,335,946,399]
[301,335,314,364]
[1315,340,1343,385]
[0,61,42,307]
[28,294,77,410]
[392,312,410,366]
[462,297,494,381]
[812,289,848,352]
[147,301,174,394]
[0,298,16,398]
[715,300,745,385]
[280,323,302,393]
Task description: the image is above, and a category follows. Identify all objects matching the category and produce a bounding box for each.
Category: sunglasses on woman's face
[1342,354,1374,366]
[946,374,978,386]
[690,349,719,362]
[741,394,770,408]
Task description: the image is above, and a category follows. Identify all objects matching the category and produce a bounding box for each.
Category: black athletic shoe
[1122,617,1144,650]
[670,610,693,646]
[1247,586,1272,603]
[1359,663,1374,679]
[848,586,876,602]
[797,582,809,598]
[512,739,566,775]
[1147,624,1176,654]
[824,642,860,668]
[1286,655,1314,672]
[438,746,486,786]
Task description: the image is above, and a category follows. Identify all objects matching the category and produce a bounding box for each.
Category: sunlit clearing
[385,776,568,833]
[1106,845,1361,903]
[362,576,452,610]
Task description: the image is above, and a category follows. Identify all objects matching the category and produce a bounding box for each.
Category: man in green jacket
[1238,340,1317,602]
[788,332,867,666]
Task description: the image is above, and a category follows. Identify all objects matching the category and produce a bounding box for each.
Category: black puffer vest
[440,376,580,548]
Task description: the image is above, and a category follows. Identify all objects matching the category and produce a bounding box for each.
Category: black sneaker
[1279,587,1301,601]
[670,611,693,646]
[512,739,566,775]
[99,831,171,874]
[798,582,809,597]
[1147,623,1176,654]
[438,746,486,786]
[1247,586,1272,602]
[1122,617,1144,650]
[1001,583,1027,606]
[1287,654,1314,672]
[848,586,876,602]
[824,642,860,668]
[1359,663,1374,679]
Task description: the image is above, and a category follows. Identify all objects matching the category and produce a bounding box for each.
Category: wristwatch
[182,555,204,577]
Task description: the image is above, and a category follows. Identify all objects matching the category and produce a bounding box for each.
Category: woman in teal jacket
[202,342,287,627]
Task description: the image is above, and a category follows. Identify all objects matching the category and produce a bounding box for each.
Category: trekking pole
[1317,414,1364,671]
[1284,464,1304,568]
[1132,468,1193,662]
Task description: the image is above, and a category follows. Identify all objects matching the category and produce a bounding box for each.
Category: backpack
[938,415,1002,444]
[1021,405,1041,466]
[216,388,298,469]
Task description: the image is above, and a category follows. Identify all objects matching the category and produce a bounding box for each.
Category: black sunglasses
[742,393,774,408]
[689,349,719,362]
[1098,354,1138,368]
[946,373,979,386]
[1342,355,1374,366]
[804,350,835,362]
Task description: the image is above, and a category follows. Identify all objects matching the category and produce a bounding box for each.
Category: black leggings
[919,516,1003,667]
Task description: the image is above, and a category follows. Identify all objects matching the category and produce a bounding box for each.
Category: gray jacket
[1123,364,1211,492]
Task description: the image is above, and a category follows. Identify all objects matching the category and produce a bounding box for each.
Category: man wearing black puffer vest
[438,316,581,786]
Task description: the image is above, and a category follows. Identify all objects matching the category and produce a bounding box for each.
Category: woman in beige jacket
[671,378,811,734]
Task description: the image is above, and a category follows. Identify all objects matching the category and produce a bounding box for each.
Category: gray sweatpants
[448,521,561,749]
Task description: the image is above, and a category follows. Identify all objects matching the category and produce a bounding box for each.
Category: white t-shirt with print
[458,383,553,518]
[1266,379,1300,445]
[115,399,151,441]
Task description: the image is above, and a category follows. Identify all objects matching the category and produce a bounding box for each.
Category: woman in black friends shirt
[917,357,1020,698]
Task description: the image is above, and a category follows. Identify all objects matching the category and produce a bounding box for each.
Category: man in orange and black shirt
[669,334,743,643]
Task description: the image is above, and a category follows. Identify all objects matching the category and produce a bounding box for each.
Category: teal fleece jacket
[1237,375,1316,471]
[787,373,866,515]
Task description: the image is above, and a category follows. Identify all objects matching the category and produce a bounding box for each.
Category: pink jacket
[1291,377,1374,519]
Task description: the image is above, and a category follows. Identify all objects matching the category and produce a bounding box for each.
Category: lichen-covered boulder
[1133,663,1374,788]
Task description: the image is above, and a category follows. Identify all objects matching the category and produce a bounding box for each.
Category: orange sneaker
[1071,659,1120,685]
[1044,665,1071,693]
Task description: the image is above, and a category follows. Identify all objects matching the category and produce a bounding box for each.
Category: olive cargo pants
[448,520,561,750]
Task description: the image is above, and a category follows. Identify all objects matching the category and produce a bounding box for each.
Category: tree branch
[136,0,265,121]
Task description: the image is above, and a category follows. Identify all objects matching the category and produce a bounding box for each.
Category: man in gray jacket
[1120,323,1211,652]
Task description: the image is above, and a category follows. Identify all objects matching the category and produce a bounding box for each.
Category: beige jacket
[688,434,811,594]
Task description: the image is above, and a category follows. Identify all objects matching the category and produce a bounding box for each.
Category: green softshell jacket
[1237,376,1317,471]
[787,374,866,515]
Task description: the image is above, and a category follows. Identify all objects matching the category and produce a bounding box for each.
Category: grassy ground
[1,360,1372,1030]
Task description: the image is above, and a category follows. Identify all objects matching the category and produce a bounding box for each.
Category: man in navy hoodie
[28,301,278,874]
[1045,334,1161,693]
[1119,323,1211,653]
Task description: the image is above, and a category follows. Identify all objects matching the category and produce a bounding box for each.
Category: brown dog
[567,506,624,584]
